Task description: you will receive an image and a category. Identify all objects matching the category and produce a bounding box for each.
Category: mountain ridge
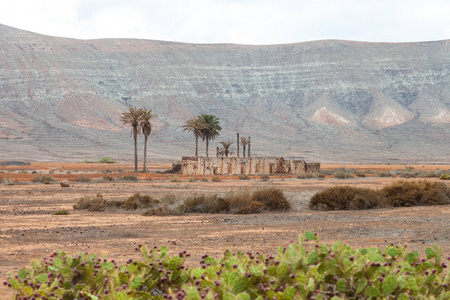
[0,24,449,163]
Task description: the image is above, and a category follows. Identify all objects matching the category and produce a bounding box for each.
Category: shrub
[376,171,396,177]
[309,186,385,211]
[251,188,291,211]
[200,178,208,182]
[238,174,250,180]
[102,175,115,182]
[181,194,229,213]
[32,174,56,184]
[260,174,270,181]
[211,177,221,182]
[121,193,160,210]
[73,194,107,211]
[382,180,450,207]
[98,157,117,163]
[116,175,138,182]
[53,210,69,215]
[356,172,366,177]
[333,171,354,179]
[74,175,91,182]
[440,174,450,180]
[227,190,263,214]
[188,177,198,182]
[171,176,182,182]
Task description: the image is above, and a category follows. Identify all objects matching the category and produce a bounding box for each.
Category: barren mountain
[0,24,449,163]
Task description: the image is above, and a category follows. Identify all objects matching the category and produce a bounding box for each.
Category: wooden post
[248,137,251,157]
[237,133,240,157]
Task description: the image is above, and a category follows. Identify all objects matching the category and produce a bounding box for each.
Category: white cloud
[0,0,448,44]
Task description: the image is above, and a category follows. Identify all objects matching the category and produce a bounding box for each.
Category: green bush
[440,174,450,180]
[53,210,69,215]
[356,172,366,177]
[98,157,117,164]
[6,232,450,300]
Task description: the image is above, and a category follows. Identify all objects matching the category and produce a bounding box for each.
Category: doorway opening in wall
[255,164,260,173]
[213,167,218,175]
[228,164,232,173]
[241,163,245,174]
[269,164,274,174]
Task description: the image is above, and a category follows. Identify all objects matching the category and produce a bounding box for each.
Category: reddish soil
[1,163,450,298]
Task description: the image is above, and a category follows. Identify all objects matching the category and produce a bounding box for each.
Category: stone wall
[181,156,320,175]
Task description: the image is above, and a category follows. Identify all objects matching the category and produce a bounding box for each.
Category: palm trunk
[206,138,209,158]
[243,145,246,157]
[195,134,199,156]
[143,135,148,173]
[248,137,250,157]
[237,133,239,157]
[133,127,138,172]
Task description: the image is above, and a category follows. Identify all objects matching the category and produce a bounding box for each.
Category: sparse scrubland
[5,232,450,299]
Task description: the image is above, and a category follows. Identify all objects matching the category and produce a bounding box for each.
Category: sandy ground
[1,163,450,298]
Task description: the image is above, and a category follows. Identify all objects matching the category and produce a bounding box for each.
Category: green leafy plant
[53,210,69,215]
[6,232,450,299]
[98,157,117,164]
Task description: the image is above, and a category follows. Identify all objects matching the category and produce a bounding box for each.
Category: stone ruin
[181,156,320,175]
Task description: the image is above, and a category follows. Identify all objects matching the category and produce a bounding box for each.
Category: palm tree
[199,114,222,158]
[121,107,144,172]
[182,116,206,156]
[218,140,235,157]
[240,137,249,157]
[140,109,157,173]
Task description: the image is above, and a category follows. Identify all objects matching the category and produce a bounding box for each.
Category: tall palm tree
[140,109,157,173]
[199,114,222,158]
[121,107,144,172]
[240,137,249,157]
[182,116,206,156]
[218,140,235,157]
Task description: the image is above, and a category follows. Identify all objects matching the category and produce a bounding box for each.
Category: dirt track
[1,163,450,298]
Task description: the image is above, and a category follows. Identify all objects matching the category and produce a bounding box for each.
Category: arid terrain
[1,162,450,298]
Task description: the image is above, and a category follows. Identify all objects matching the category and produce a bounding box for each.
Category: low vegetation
[310,180,450,211]
[97,157,117,164]
[32,175,56,184]
[5,232,449,299]
[73,188,290,215]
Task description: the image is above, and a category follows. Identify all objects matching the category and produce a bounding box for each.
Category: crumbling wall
[181,157,320,175]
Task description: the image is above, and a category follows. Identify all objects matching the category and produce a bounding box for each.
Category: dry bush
[74,176,91,183]
[381,180,450,207]
[121,193,160,210]
[102,175,115,182]
[309,186,384,211]
[238,174,250,180]
[211,177,221,182]
[181,194,229,213]
[32,175,56,184]
[73,194,107,211]
[375,171,395,178]
[251,188,291,211]
[333,171,354,179]
[260,174,270,181]
[227,190,263,214]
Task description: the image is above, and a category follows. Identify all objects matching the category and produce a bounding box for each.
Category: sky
[0,0,449,45]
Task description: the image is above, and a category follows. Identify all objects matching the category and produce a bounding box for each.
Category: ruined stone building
[181,156,320,175]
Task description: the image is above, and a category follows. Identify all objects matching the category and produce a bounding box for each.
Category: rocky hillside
[0,24,449,163]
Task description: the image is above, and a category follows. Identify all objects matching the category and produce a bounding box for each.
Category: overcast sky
[0,0,449,45]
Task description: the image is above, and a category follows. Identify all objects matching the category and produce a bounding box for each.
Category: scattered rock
[60,180,70,187]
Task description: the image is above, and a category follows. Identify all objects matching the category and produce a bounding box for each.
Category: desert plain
[1,162,450,298]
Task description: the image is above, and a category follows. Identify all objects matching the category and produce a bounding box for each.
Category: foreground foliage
[310,180,450,211]
[5,232,450,299]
